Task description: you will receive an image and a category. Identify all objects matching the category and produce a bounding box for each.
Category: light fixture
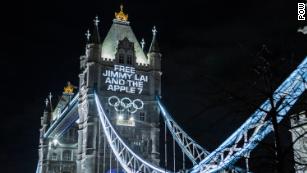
[129,116,134,121]
[118,115,123,120]
[52,139,58,146]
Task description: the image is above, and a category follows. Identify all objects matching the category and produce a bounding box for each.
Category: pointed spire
[45,98,49,108]
[49,92,52,100]
[94,16,100,26]
[85,29,91,42]
[149,26,160,53]
[43,98,49,122]
[43,97,49,117]
[91,16,101,44]
[42,101,49,126]
[48,92,53,112]
[141,38,145,50]
[152,26,157,36]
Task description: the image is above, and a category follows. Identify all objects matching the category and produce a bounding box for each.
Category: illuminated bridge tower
[38,84,78,173]
[77,5,161,173]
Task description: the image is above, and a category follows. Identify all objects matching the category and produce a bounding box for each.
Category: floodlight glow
[118,115,124,120]
[53,139,58,146]
[129,116,134,121]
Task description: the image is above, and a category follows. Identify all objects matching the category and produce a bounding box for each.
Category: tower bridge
[36,5,307,173]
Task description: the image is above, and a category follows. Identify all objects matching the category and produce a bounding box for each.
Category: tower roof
[148,26,160,53]
[91,16,101,44]
[100,6,148,64]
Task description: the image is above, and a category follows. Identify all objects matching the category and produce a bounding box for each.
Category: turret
[41,99,49,127]
[81,16,102,71]
[91,16,101,44]
[148,26,161,70]
[38,97,52,173]
[148,26,159,53]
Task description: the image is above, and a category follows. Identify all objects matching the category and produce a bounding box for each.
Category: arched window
[139,112,145,121]
[127,55,132,65]
[51,153,57,160]
[62,150,71,161]
[119,54,124,64]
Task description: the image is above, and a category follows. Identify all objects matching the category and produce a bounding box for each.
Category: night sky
[3,0,307,172]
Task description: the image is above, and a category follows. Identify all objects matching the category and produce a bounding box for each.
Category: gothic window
[86,125,94,151]
[119,54,124,64]
[83,72,87,86]
[139,112,145,121]
[51,153,57,160]
[127,55,132,65]
[62,150,71,161]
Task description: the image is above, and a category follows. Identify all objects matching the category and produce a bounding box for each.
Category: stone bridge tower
[77,5,162,173]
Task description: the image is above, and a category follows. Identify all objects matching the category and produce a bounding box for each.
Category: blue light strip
[35,162,40,173]
[191,57,307,173]
[158,97,247,173]
[157,97,210,163]
[54,110,79,139]
[44,93,79,138]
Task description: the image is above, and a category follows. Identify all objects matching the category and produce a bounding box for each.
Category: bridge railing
[158,97,247,173]
[191,57,307,173]
[157,97,210,165]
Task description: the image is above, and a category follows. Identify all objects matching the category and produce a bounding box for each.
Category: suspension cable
[103,134,106,173]
[117,158,119,173]
[183,149,185,171]
[110,144,112,172]
[97,123,101,173]
[164,122,168,170]
[173,137,176,172]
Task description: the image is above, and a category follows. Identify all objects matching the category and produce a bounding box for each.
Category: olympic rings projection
[108,96,144,113]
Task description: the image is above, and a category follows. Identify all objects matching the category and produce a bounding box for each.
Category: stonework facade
[38,93,79,173]
[38,8,161,173]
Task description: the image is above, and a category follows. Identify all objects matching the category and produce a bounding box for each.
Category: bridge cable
[182,149,186,171]
[103,134,106,173]
[117,157,119,173]
[173,137,176,172]
[97,123,101,173]
[164,122,168,170]
[110,144,112,172]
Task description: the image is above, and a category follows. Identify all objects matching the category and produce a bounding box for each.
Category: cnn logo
[298,3,306,20]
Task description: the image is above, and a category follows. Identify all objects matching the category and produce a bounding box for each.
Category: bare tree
[246,45,306,173]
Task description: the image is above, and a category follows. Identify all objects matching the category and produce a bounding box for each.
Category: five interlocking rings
[108,96,144,113]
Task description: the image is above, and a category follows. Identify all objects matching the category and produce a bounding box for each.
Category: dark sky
[2,0,307,172]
